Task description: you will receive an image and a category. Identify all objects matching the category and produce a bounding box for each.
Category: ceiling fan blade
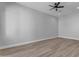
[57,2,60,5]
[49,7,55,10]
[55,2,60,6]
[49,5,54,7]
[54,3,57,5]
[58,6,64,8]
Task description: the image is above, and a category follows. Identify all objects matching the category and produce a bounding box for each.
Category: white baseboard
[1,35,79,49]
[58,35,79,40]
[0,36,57,49]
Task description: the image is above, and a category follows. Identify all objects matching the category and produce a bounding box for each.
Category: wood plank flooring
[0,37,79,57]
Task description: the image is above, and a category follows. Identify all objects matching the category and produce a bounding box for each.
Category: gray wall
[0,2,8,47]
[0,3,58,47]
[59,14,79,39]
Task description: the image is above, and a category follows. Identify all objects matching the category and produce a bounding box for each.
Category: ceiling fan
[49,2,64,11]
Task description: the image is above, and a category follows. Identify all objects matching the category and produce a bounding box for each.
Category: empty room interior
[1,2,79,57]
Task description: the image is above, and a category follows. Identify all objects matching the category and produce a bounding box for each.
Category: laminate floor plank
[0,37,79,57]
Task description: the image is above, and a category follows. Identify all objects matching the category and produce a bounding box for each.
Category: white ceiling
[17,2,79,17]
